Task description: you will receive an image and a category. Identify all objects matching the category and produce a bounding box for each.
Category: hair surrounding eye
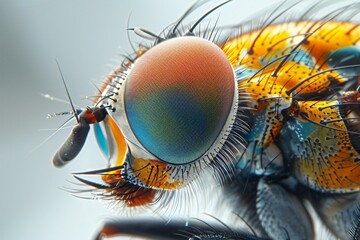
[121,36,237,165]
[49,1,360,239]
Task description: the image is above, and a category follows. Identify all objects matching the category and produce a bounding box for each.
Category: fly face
[51,1,360,239]
[53,8,247,208]
[97,36,239,192]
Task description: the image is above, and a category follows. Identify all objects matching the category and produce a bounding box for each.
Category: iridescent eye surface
[124,37,236,164]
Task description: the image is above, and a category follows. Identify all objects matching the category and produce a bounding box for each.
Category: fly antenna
[56,60,79,123]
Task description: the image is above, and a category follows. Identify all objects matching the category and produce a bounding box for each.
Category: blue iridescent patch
[94,123,110,159]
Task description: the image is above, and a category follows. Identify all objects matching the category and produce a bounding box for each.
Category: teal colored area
[235,66,258,83]
[281,118,315,142]
[259,48,315,69]
[291,49,315,68]
[278,117,316,159]
[94,123,110,159]
[125,89,225,164]
[236,110,269,170]
[246,110,268,141]
[327,46,360,77]
[296,120,315,141]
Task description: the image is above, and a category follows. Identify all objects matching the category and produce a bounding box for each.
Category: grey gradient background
[0,0,298,239]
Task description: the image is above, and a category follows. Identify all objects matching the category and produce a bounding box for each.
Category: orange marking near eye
[107,116,127,167]
[132,158,183,190]
[100,157,183,207]
[102,170,156,207]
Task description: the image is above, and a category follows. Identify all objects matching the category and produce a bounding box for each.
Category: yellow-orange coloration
[242,61,345,99]
[222,21,360,71]
[225,21,360,192]
[93,20,360,203]
[107,116,127,167]
[303,21,360,66]
[132,158,183,189]
[102,170,156,207]
[294,101,360,191]
[223,23,293,69]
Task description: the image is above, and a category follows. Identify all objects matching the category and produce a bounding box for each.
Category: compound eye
[124,37,236,165]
